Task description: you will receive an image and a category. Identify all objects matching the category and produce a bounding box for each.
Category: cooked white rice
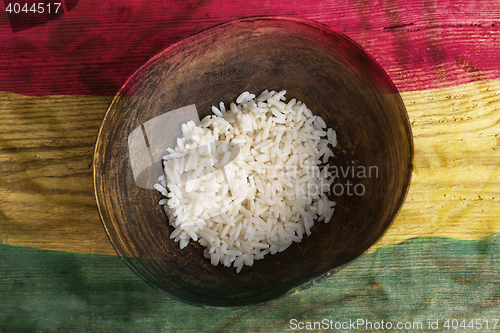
[156,90,337,273]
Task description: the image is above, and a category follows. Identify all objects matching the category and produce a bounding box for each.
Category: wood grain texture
[1,79,499,256]
[1,0,500,95]
[0,0,499,258]
[371,80,500,251]
[0,92,116,255]
[1,235,499,331]
[0,0,498,329]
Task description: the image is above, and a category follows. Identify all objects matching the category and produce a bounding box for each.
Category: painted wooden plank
[0,93,116,254]
[1,235,499,331]
[0,80,499,254]
[1,0,500,95]
[371,80,500,250]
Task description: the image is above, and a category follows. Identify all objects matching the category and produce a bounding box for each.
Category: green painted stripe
[1,234,499,332]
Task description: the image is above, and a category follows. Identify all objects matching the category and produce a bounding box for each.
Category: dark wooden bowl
[93,17,413,307]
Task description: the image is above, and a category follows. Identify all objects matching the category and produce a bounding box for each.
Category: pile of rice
[154,90,337,273]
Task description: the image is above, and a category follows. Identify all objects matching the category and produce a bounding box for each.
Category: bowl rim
[93,15,415,307]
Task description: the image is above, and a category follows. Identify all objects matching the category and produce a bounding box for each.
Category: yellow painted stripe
[0,93,116,255]
[369,80,500,251]
[0,80,499,255]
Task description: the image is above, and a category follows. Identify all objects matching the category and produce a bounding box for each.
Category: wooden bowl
[93,17,413,307]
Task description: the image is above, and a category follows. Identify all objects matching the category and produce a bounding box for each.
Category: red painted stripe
[0,0,499,96]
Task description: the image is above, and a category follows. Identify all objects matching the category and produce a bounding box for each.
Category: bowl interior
[93,17,413,307]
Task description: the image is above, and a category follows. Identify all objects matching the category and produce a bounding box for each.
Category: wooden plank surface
[1,79,499,254]
[1,0,500,330]
[372,80,500,249]
[1,235,499,331]
[0,93,115,254]
[1,0,500,96]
